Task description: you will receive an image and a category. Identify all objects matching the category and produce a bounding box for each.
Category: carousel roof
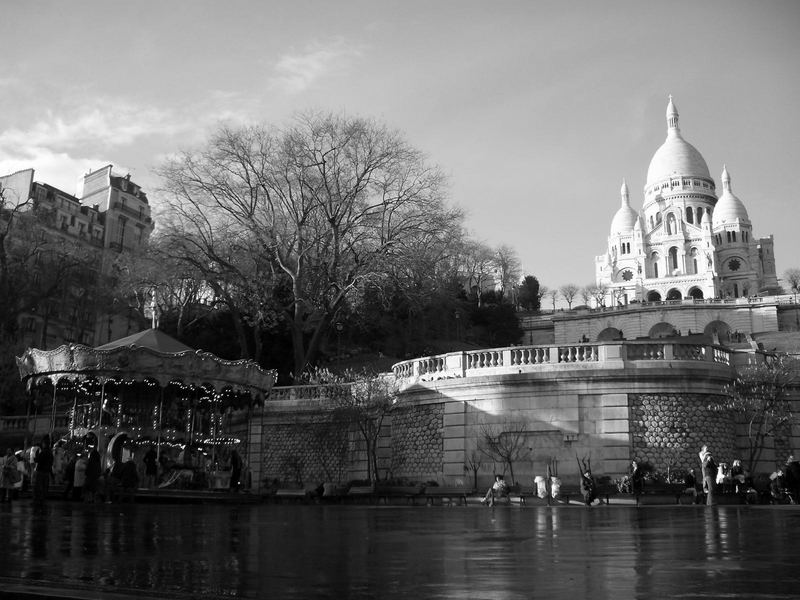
[16,328,276,396]
[95,328,194,353]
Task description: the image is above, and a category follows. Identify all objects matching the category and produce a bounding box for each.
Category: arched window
[697,207,704,222]
[685,207,694,224]
[690,247,699,274]
[669,246,679,271]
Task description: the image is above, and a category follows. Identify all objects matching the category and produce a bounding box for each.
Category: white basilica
[596,96,779,305]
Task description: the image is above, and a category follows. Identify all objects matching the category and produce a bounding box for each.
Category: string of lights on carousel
[48,377,248,449]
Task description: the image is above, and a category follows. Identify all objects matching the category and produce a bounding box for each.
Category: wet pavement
[0,500,798,599]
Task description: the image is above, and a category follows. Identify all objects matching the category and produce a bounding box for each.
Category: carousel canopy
[16,328,276,396]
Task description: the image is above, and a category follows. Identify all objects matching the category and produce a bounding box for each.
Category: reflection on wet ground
[0,501,798,599]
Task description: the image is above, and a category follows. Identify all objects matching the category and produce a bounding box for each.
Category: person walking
[32,435,54,511]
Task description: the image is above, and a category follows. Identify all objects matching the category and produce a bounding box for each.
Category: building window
[669,247,679,271]
[685,207,694,224]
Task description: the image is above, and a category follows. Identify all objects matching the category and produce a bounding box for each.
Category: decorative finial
[721,164,731,191]
[666,95,679,132]
[620,178,629,203]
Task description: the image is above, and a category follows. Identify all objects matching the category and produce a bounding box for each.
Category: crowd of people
[0,433,247,508]
[477,445,800,508]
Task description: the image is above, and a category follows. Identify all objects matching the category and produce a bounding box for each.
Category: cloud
[0,101,182,153]
[269,38,362,94]
[0,99,185,193]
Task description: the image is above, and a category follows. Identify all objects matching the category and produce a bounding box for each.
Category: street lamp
[454,311,460,342]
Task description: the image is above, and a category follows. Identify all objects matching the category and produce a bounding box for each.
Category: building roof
[646,97,711,186]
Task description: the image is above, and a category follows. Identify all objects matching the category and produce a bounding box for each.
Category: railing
[391,340,734,386]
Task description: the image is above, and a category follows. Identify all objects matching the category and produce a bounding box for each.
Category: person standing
[143,445,158,489]
[1,447,18,503]
[700,446,717,506]
[73,453,87,501]
[630,460,645,498]
[784,455,800,504]
[32,435,54,511]
[84,445,101,503]
[229,450,242,492]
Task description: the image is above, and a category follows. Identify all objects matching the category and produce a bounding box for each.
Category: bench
[634,483,686,505]
[553,484,615,505]
[375,485,424,505]
[274,489,311,503]
[517,487,550,506]
[423,486,470,506]
[346,484,376,503]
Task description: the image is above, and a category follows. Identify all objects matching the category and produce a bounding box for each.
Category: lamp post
[454,311,460,342]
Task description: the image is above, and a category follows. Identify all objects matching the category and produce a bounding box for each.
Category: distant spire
[666,94,680,133]
[721,164,731,192]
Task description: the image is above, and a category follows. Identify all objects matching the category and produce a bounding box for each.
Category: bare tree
[559,283,579,309]
[312,367,398,483]
[784,268,800,303]
[459,240,496,306]
[158,113,454,379]
[712,356,798,475]
[579,285,593,306]
[493,244,522,303]
[587,284,608,307]
[547,288,559,311]
[478,418,531,485]
[537,285,549,310]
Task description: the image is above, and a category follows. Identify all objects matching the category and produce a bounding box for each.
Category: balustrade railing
[390,340,733,385]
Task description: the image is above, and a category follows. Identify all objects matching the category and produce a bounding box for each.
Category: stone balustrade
[391,340,732,388]
[264,341,735,401]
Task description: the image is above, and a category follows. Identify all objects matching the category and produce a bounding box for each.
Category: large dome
[645,97,711,186]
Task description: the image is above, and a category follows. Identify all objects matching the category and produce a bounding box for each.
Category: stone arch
[597,327,623,341]
[666,288,682,300]
[649,322,677,338]
[646,290,662,302]
[704,320,731,343]
[687,286,704,300]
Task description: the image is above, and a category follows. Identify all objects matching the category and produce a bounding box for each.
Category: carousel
[16,328,276,493]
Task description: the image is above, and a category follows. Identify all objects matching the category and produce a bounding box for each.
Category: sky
[1,0,798,291]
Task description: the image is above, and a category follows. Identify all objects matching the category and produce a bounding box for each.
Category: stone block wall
[259,421,350,486]
[388,403,444,480]
[630,393,735,474]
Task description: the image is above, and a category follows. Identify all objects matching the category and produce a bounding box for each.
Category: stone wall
[260,421,350,486]
[629,393,735,474]
[388,403,444,480]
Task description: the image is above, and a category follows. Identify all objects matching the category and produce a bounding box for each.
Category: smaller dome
[610,178,638,234]
[712,165,750,227]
